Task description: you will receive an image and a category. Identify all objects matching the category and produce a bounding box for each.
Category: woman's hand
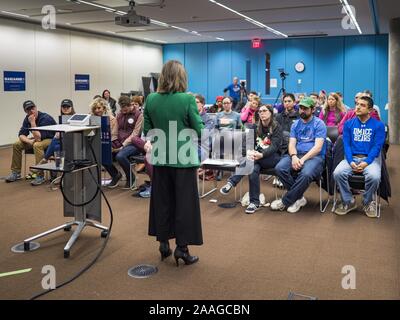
[144,141,152,153]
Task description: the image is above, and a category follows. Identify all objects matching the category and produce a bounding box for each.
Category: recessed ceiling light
[1,10,30,18]
[216,37,225,41]
[208,0,287,38]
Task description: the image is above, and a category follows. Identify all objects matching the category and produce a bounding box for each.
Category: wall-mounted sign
[252,38,261,49]
[4,71,26,91]
[75,74,90,91]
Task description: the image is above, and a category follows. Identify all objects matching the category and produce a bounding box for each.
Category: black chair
[128,154,145,190]
[327,126,339,145]
[332,172,381,218]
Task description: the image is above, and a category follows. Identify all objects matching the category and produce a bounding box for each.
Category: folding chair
[332,172,381,218]
[128,154,145,190]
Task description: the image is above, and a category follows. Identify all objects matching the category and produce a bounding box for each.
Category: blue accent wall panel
[260,39,286,103]
[207,42,232,103]
[285,38,314,95]
[163,44,185,64]
[185,43,208,98]
[163,35,389,123]
[344,36,376,108]
[314,37,345,95]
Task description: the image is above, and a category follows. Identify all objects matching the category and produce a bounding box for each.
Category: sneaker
[245,203,260,214]
[5,172,22,183]
[334,198,357,216]
[220,182,233,195]
[364,201,378,218]
[139,186,151,198]
[25,172,37,180]
[31,175,46,186]
[287,197,307,213]
[270,199,286,211]
[107,172,122,189]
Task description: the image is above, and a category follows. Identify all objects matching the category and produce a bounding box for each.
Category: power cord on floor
[29,136,113,300]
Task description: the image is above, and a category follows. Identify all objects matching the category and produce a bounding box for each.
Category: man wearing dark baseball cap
[270,96,327,213]
[5,100,57,185]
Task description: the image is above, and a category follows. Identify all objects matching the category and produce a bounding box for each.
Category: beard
[299,112,312,120]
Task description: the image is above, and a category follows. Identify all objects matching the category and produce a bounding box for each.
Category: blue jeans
[115,144,140,181]
[275,154,324,207]
[333,157,381,206]
[44,138,60,160]
[229,153,281,206]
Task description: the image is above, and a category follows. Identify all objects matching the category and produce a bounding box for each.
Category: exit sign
[252,38,261,48]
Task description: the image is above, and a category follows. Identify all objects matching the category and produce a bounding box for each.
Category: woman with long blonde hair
[319,92,346,126]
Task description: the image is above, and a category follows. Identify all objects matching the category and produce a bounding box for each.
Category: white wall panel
[0,18,162,145]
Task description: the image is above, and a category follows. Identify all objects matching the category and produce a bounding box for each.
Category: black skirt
[148,166,203,246]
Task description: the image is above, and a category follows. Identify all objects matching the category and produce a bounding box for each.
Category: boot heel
[175,257,180,267]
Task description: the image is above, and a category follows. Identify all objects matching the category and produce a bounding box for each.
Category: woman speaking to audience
[143,60,204,267]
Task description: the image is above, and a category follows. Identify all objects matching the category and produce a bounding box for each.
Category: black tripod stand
[274,76,287,105]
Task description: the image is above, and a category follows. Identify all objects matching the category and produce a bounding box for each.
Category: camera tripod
[273,76,286,105]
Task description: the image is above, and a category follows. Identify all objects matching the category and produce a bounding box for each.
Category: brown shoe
[135,163,145,173]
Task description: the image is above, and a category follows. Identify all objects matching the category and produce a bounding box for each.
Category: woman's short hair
[118,95,131,108]
[195,94,205,105]
[90,97,108,115]
[157,60,188,93]
[131,95,143,106]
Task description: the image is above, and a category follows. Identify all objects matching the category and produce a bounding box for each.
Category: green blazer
[144,92,204,168]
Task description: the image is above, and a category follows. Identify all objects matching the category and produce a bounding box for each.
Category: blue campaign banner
[101,116,112,166]
[75,74,90,91]
[4,71,26,91]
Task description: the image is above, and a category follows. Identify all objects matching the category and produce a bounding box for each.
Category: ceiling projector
[115,1,151,27]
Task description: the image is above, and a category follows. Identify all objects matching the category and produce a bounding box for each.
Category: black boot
[174,246,199,267]
[159,241,172,261]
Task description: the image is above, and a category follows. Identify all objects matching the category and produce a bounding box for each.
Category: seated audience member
[271,97,327,213]
[333,96,385,218]
[5,100,57,184]
[196,94,215,130]
[90,97,120,187]
[338,92,380,135]
[296,93,306,104]
[36,99,76,173]
[102,89,117,116]
[241,96,260,127]
[131,95,144,113]
[363,90,381,118]
[275,93,299,133]
[336,92,350,110]
[215,97,242,130]
[220,104,283,214]
[319,92,346,126]
[318,90,327,107]
[208,96,224,113]
[113,95,144,188]
[310,92,322,117]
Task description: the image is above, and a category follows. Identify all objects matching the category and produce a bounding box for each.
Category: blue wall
[163,35,389,123]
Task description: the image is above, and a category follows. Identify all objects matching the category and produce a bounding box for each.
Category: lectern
[23,116,108,258]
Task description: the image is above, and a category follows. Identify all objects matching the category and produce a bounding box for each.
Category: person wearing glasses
[220,104,283,214]
[215,97,242,130]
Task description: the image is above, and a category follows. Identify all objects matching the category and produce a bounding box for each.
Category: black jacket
[275,110,299,133]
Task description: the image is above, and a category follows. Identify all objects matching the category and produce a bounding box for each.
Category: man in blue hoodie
[333,96,385,218]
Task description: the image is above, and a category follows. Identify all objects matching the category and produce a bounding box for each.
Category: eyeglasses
[222,102,231,105]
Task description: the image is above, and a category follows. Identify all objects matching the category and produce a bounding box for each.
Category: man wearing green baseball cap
[270,96,327,213]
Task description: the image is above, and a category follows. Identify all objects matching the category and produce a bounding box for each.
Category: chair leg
[319,178,330,213]
[332,181,337,212]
